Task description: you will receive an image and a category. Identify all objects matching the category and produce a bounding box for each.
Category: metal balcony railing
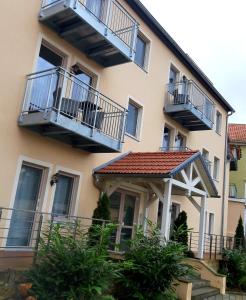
[41,0,138,56]
[160,146,192,152]
[188,231,245,260]
[21,67,127,143]
[166,80,215,123]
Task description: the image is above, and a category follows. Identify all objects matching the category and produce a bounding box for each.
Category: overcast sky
[140,0,246,124]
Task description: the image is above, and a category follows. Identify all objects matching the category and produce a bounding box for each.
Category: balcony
[39,0,138,67]
[19,67,127,153]
[164,80,215,131]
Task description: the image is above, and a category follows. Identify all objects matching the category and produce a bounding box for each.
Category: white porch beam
[148,182,164,202]
[193,163,208,194]
[197,195,207,259]
[181,169,189,184]
[191,177,201,187]
[160,179,173,242]
[187,196,200,213]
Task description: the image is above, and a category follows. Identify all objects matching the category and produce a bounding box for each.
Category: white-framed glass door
[109,190,139,251]
[52,172,75,217]
[7,164,45,247]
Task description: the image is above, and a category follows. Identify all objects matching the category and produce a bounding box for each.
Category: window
[229,184,237,198]
[170,203,180,228]
[213,157,220,181]
[168,66,179,94]
[215,111,222,134]
[162,126,171,150]
[52,172,77,216]
[134,34,148,69]
[126,100,142,138]
[175,133,186,150]
[202,149,211,174]
[208,213,214,235]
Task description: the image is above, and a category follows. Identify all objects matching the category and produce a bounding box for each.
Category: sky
[140,0,246,124]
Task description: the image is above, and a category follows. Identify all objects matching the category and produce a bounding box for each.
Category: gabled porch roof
[94,151,218,198]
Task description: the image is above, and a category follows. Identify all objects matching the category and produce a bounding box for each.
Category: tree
[88,193,111,246]
[91,193,111,222]
[171,211,188,246]
[234,216,245,249]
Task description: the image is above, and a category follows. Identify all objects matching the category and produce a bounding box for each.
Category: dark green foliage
[219,249,246,291]
[113,224,192,300]
[92,193,111,222]
[26,222,118,300]
[234,216,245,249]
[88,193,112,246]
[171,211,188,246]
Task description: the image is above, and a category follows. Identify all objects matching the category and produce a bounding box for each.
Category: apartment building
[227,124,246,236]
[0,0,234,258]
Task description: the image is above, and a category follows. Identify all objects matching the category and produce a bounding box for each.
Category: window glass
[216,111,222,134]
[126,102,139,137]
[162,126,171,150]
[175,133,186,150]
[168,67,178,94]
[71,66,93,102]
[52,174,74,215]
[134,35,146,68]
[229,184,237,198]
[208,213,214,235]
[213,157,220,180]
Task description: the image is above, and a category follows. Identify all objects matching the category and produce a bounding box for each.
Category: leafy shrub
[234,216,245,249]
[114,224,192,300]
[26,222,118,300]
[171,211,188,246]
[219,248,246,290]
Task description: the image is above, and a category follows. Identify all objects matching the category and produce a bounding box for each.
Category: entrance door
[109,190,139,251]
[7,164,44,247]
[52,173,75,216]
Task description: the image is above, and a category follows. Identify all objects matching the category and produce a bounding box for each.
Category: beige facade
[0,0,233,250]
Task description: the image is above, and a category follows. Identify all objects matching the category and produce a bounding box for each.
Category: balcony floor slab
[19,110,122,153]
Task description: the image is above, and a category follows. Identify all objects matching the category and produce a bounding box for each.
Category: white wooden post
[198,195,207,259]
[160,180,172,242]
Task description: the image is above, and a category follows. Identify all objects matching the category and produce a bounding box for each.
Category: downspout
[221,111,233,237]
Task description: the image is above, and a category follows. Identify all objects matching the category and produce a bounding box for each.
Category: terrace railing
[21,67,127,143]
[41,0,138,55]
[166,80,215,123]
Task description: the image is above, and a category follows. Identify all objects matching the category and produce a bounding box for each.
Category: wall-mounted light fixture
[50,173,60,186]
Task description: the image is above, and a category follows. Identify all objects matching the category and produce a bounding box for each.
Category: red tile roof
[95,151,198,175]
[229,124,246,143]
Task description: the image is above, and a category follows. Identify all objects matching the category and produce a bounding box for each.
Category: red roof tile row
[95,151,198,175]
[229,124,246,143]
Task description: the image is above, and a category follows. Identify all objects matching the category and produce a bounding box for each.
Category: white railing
[21,67,127,142]
[166,80,215,123]
[41,0,139,54]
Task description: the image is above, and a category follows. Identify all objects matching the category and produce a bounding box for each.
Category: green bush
[114,224,192,300]
[234,216,245,249]
[219,248,246,290]
[171,211,188,246]
[26,222,118,300]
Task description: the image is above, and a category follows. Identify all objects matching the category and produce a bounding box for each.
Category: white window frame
[48,165,82,216]
[125,97,143,141]
[213,157,220,181]
[215,110,222,135]
[208,212,215,235]
[134,30,151,72]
